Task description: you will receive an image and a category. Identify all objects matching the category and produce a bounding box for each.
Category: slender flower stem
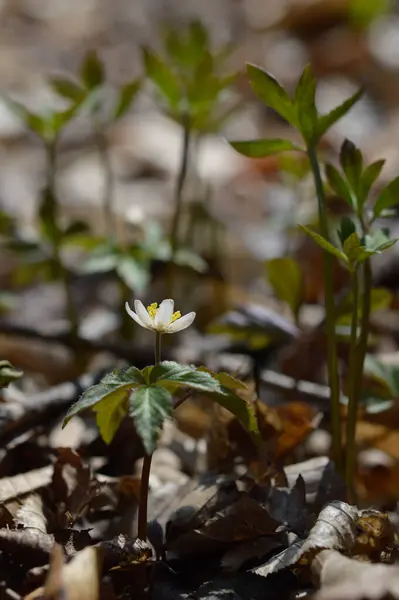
[167,114,191,297]
[137,332,162,541]
[345,267,359,501]
[308,145,342,471]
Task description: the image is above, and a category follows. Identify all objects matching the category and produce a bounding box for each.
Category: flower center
[146,302,181,323]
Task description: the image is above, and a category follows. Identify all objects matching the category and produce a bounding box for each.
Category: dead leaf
[254,501,358,577]
[0,466,52,503]
[221,536,283,572]
[0,529,54,565]
[14,493,47,533]
[26,545,103,600]
[353,510,396,562]
[312,549,399,600]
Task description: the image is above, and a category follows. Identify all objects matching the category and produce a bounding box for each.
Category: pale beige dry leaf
[26,545,103,600]
[0,528,54,561]
[312,549,399,600]
[14,493,47,533]
[254,501,359,577]
[0,466,52,503]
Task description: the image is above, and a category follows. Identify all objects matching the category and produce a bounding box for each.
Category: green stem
[167,115,191,298]
[46,141,78,339]
[345,267,359,501]
[137,332,162,542]
[94,123,115,237]
[308,145,342,471]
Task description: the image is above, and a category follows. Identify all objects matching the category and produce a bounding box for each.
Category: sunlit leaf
[80,50,104,90]
[63,367,145,426]
[246,64,297,127]
[364,229,398,253]
[293,65,318,143]
[373,176,399,217]
[150,361,224,394]
[230,139,303,158]
[129,385,173,454]
[174,248,207,272]
[114,79,141,120]
[299,225,349,265]
[266,257,303,320]
[317,89,363,138]
[93,393,128,444]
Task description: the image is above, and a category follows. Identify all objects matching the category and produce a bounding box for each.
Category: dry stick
[308,145,342,472]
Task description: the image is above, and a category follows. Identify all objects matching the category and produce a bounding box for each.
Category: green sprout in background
[230,63,398,500]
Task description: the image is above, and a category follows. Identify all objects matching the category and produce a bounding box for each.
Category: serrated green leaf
[209,391,259,438]
[197,367,247,390]
[142,47,181,110]
[93,393,128,444]
[299,225,349,265]
[116,256,150,294]
[50,77,85,102]
[246,64,297,127]
[80,50,104,89]
[325,163,355,208]
[187,20,209,61]
[150,361,224,394]
[373,176,399,217]
[114,79,141,120]
[230,139,303,158]
[266,257,303,320]
[317,89,363,138]
[340,139,363,195]
[359,159,385,208]
[63,367,145,427]
[129,385,173,454]
[293,65,318,143]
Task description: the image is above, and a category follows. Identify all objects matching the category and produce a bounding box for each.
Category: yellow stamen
[171,311,181,322]
[147,302,158,320]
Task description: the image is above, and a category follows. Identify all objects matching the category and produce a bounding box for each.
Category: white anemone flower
[125,299,196,334]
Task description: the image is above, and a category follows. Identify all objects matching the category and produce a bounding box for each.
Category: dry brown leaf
[14,493,47,533]
[353,510,396,562]
[356,421,399,461]
[0,466,52,503]
[26,545,103,600]
[221,536,283,573]
[0,529,54,565]
[174,399,213,440]
[254,501,358,577]
[312,549,399,600]
[200,494,280,542]
[51,448,101,527]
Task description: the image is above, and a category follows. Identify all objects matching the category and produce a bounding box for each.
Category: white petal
[134,299,154,328]
[125,302,149,329]
[166,311,196,333]
[155,299,174,329]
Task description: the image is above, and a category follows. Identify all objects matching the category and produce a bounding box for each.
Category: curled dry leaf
[0,529,54,565]
[312,549,399,600]
[254,501,359,577]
